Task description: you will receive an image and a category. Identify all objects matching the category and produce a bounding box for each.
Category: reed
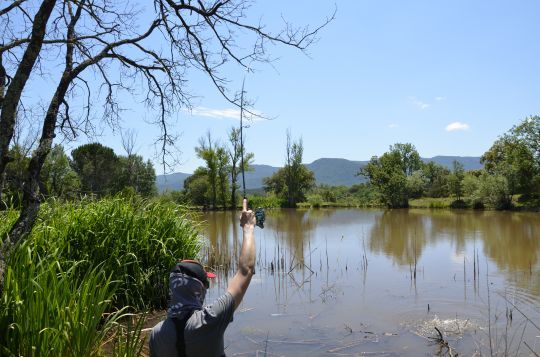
[0,241,122,356]
[28,196,202,310]
[1,196,203,355]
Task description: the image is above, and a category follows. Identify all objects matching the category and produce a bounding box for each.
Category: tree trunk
[8,73,69,248]
[0,0,57,182]
[0,0,57,290]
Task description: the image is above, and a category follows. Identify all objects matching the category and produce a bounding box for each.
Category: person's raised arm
[227,198,256,309]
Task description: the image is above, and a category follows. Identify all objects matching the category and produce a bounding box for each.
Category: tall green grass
[28,196,202,309]
[1,242,121,356]
[0,196,203,355]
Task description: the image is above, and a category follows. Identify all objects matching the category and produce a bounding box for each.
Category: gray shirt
[150,292,235,357]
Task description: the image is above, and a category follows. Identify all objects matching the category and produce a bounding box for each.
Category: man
[149,198,256,357]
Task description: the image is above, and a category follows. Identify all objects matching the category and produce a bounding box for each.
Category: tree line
[171,129,316,209]
[0,142,156,207]
[361,116,540,209]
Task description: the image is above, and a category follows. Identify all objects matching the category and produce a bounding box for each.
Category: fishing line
[239,76,265,229]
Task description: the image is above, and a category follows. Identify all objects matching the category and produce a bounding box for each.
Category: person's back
[150,199,256,357]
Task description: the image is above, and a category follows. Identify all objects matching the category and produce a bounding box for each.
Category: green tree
[264,132,315,207]
[359,143,421,208]
[360,151,408,208]
[390,143,422,176]
[228,127,254,209]
[511,116,540,169]
[216,146,230,209]
[116,155,157,197]
[447,160,465,201]
[263,165,315,207]
[481,136,536,196]
[406,171,426,199]
[41,145,80,199]
[195,132,218,209]
[475,173,512,210]
[183,167,210,207]
[2,145,30,207]
[71,143,119,197]
[421,161,450,197]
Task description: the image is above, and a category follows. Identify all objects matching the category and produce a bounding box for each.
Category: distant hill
[156,172,191,192]
[156,156,482,192]
[306,158,366,186]
[423,156,483,171]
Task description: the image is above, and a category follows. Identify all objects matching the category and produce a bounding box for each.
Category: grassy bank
[0,196,202,356]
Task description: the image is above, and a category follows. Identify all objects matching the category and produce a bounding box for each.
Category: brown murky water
[199,209,540,356]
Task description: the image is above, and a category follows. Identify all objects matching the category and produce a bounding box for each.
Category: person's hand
[240,198,256,229]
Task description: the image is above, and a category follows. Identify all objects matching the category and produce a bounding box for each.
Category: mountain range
[156,156,483,192]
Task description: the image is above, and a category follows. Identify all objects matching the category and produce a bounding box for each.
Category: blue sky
[29,1,540,173]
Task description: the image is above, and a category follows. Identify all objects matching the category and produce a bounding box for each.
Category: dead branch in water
[428,326,458,357]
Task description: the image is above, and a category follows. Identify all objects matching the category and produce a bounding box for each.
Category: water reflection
[368,210,540,272]
[201,208,540,356]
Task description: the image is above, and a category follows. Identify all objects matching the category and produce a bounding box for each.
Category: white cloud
[409,97,429,110]
[435,96,446,101]
[188,106,264,121]
[388,123,399,129]
[445,122,470,132]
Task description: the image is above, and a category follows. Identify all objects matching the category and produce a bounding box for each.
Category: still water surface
[200,209,540,356]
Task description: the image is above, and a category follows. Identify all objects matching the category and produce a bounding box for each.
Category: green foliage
[195,133,219,209]
[2,145,30,207]
[216,146,230,208]
[247,192,284,208]
[474,173,512,210]
[20,197,201,309]
[263,165,315,207]
[421,161,450,197]
[183,167,211,207]
[228,127,254,209]
[71,143,120,197]
[306,193,323,208]
[359,143,423,208]
[360,150,408,208]
[264,132,315,207]
[389,143,422,176]
[111,314,147,357]
[0,242,122,356]
[481,135,537,195]
[1,196,200,354]
[116,155,157,197]
[447,160,465,200]
[511,115,540,169]
[406,171,426,199]
[41,144,81,199]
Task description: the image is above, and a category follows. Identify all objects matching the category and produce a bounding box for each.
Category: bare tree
[121,129,138,158]
[0,0,334,264]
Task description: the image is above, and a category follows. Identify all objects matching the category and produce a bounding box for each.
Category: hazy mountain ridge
[156,156,483,192]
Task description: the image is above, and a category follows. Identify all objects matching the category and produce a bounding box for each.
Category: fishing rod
[239,76,265,229]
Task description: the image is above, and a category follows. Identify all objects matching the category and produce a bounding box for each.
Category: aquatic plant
[0,242,121,356]
[26,196,203,310]
[0,196,202,355]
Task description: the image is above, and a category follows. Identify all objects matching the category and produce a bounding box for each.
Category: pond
[198,208,540,356]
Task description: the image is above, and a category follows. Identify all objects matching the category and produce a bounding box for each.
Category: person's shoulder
[189,292,235,328]
[205,292,235,316]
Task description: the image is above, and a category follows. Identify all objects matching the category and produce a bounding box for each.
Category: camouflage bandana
[167,272,206,318]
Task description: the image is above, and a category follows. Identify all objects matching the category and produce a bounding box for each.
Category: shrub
[248,193,284,208]
[475,174,512,210]
[306,194,323,208]
[450,199,467,209]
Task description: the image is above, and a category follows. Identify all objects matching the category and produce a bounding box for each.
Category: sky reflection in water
[201,209,540,356]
